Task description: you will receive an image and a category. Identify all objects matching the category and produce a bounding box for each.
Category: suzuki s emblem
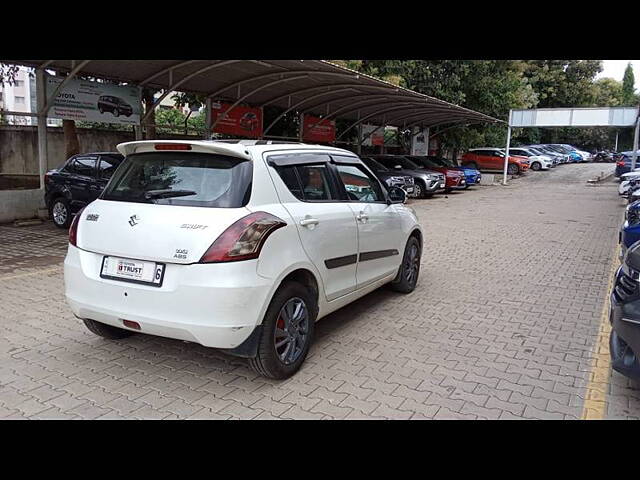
[128,215,140,227]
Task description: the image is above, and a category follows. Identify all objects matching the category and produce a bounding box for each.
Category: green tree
[622,63,636,105]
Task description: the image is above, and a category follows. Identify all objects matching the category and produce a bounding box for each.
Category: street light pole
[502,110,512,186]
[632,116,639,171]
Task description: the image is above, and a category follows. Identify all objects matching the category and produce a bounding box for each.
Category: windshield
[377,156,422,170]
[407,155,440,169]
[362,157,388,172]
[101,152,253,207]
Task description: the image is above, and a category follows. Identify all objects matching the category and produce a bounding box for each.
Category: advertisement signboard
[362,124,384,146]
[211,101,263,138]
[47,75,141,125]
[301,114,336,143]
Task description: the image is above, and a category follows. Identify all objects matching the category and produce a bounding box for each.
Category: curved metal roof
[4,59,501,132]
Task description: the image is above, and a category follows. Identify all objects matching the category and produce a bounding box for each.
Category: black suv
[97,95,133,117]
[360,157,415,197]
[610,241,640,380]
[44,152,124,228]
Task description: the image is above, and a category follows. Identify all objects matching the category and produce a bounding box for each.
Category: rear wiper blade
[144,189,197,199]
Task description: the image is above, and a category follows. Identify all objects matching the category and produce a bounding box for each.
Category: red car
[461,148,529,175]
[405,155,466,192]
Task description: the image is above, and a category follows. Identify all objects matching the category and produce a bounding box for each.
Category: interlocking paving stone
[1,165,637,419]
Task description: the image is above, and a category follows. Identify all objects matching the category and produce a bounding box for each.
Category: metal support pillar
[424,127,430,155]
[357,124,362,155]
[502,111,513,186]
[632,117,639,170]
[615,131,619,152]
[298,113,304,142]
[36,68,48,191]
[205,97,212,140]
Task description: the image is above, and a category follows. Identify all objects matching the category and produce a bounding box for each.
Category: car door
[331,157,403,289]
[63,155,99,211]
[267,152,359,301]
[473,150,489,169]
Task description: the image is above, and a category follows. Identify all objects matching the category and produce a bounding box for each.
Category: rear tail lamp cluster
[199,212,286,263]
[617,160,626,167]
[68,207,85,247]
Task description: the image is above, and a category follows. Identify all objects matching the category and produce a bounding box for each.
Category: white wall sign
[410,127,429,155]
[47,75,141,125]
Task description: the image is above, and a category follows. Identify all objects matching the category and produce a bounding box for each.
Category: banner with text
[211,101,263,138]
[302,114,336,143]
[47,75,141,125]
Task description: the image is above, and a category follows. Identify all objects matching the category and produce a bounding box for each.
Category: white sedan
[64,140,423,379]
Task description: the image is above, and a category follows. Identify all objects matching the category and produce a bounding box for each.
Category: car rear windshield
[101,152,252,207]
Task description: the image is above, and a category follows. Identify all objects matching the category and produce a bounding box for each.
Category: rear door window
[66,156,98,177]
[101,152,253,207]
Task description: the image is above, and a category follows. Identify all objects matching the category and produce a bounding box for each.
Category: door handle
[300,218,319,227]
[356,212,369,223]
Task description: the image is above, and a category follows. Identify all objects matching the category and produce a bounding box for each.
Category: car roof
[72,152,123,156]
[116,139,357,160]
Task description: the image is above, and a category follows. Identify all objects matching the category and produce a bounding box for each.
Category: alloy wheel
[404,243,420,285]
[52,201,67,226]
[273,297,309,365]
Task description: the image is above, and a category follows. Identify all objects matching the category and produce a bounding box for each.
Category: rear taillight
[617,161,626,167]
[199,212,286,263]
[68,208,84,246]
[44,173,53,184]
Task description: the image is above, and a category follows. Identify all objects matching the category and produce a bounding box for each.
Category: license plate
[440,183,445,188]
[100,256,165,287]
[405,187,414,194]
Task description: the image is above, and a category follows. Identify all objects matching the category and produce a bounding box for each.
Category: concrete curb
[587,170,615,184]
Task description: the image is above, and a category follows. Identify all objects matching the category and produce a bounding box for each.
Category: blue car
[620,199,640,260]
[422,155,481,188]
[615,151,640,177]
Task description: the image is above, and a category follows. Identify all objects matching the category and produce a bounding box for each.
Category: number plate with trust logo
[100,256,165,287]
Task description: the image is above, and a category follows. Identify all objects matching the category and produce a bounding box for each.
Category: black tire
[113,109,120,117]
[248,281,317,380]
[50,197,72,229]
[413,180,427,199]
[98,107,103,114]
[507,163,519,175]
[531,161,541,171]
[390,236,421,293]
[83,318,135,340]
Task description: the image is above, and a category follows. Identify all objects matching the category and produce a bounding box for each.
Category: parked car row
[610,166,640,381]
[458,143,594,175]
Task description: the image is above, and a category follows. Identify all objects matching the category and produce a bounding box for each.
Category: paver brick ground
[1,163,637,419]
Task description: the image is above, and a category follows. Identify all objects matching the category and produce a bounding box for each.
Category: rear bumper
[64,245,273,349]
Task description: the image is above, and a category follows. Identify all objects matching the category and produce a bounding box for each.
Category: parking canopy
[8,59,500,133]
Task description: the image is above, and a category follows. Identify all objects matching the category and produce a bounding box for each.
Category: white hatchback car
[64,140,423,379]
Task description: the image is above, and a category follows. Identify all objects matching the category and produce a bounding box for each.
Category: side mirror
[394,165,402,170]
[387,186,406,204]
